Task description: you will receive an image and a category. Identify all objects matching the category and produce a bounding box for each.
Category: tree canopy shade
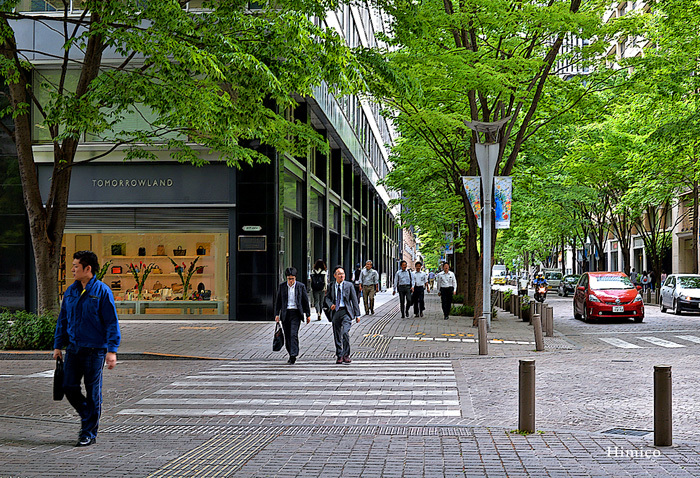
[0,0,359,313]
[359,0,607,318]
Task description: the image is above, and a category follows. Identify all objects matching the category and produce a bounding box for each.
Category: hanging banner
[462,176,482,228]
[494,176,512,229]
[444,231,454,254]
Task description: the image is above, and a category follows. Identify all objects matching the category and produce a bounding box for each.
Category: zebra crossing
[599,334,700,349]
[118,359,462,418]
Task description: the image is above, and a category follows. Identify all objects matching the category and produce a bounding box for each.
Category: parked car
[573,272,644,323]
[543,269,563,290]
[491,265,507,285]
[659,274,700,315]
[557,274,581,297]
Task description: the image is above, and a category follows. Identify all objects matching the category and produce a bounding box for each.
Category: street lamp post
[465,117,510,331]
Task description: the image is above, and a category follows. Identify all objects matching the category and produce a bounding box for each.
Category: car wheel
[558,287,562,296]
[584,308,594,323]
[674,299,682,316]
[573,303,582,320]
[634,316,643,323]
[563,289,568,298]
[660,298,667,313]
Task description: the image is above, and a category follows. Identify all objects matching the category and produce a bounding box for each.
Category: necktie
[336,284,341,307]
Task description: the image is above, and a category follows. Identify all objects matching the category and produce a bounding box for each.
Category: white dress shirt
[436,271,457,291]
[412,271,428,288]
[287,282,297,309]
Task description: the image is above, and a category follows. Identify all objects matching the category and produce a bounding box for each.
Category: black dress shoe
[336,357,343,364]
[287,356,296,364]
[76,436,96,447]
[444,316,449,320]
[420,312,424,317]
[342,356,352,363]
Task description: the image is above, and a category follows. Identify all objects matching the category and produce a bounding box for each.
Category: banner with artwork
[462,176,482,228]
[494,176,512,229]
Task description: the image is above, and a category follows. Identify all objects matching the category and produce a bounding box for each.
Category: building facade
[1,2,402,320]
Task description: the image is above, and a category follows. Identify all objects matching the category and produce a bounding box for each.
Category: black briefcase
[53,357,64,401]
[272,323,284,351]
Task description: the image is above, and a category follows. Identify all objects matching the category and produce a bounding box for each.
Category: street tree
[0,0,357,313]
[360,0,608,317]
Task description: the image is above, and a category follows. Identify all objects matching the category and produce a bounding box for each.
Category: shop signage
[38,163,234,205]
[242,225,262,232]
[238,236,267,252]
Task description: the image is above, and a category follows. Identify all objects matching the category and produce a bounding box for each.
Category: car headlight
[588,295,601,302]
[633,294,643,303]
[686,296,694,301]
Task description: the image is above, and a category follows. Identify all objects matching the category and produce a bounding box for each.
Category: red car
[573,272,644,323]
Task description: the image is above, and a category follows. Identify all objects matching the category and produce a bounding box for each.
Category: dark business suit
[325,280,361,359]
[274,281,311,358]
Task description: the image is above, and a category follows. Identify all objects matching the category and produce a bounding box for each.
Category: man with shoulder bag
[359,260,379,315]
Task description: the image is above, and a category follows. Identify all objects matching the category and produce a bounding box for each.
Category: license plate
[612,306,624,313]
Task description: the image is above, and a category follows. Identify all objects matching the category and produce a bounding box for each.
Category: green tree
[360,0,607,318]
[0,0,356,313]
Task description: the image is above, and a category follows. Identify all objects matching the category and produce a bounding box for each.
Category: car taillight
[588,294,601,302]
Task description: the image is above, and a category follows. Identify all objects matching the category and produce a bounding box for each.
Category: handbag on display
[138,247,146,256]
[155,245,166,256]
[173,246,187,256]
[272,323,285,351]
[171,283,183,293]
[110,280,122,290]
[111,243,126,256]
[111,266,122,274]
[152,266,162,274]
[53,357,64,401]
[152,281,163,291]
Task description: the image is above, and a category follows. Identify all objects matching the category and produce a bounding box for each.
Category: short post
[545,306,554,337]
[532,313,544,351]
[478,316,488,355]
[654,365,672,447]
[519,359,536,433]
[497,290,502,308]
[511,295,517,316]
[645,289,652,303]
[529,300,535,325]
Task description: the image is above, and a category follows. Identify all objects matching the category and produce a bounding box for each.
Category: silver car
[659,274,700,315]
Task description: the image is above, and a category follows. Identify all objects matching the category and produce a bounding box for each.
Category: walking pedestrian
[641,271,650,292]
[53,250,121,447]
[392,260,413,318]
[436,262,457,320]
[359,260,379,315]
[630,268,638,286]
[325,266,361,364]
[661,270,667,284]
[411,261,429,317]
[310,259,327,320]
[353,263,362,300]
[274,267,311,364]
[428,269,436,292]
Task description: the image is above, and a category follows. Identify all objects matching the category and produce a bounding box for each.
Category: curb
[0,351,228,361]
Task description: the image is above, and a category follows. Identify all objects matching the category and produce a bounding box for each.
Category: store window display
[60,232,228,315]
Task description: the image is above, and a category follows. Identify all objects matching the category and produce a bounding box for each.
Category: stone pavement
[2,291,700,477]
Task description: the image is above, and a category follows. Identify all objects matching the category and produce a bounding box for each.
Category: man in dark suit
[274,267,311,364]
[325,265,361,364]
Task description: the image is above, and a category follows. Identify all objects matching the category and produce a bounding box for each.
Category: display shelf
[105,255,206,260]
[103,273,213,277]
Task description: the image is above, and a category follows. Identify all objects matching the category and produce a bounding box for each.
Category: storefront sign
[242,225,262,232]
[238,236,267,251]
[38,163,234,205]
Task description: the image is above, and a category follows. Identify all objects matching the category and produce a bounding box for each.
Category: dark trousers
[63,345,106,440]
[332,307,352,358]
[398,285,411,316]
[413,286,425,315]
[440,287,454,317]
[282,309,302,357]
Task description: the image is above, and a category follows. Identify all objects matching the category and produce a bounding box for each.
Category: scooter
[534,284,548,302]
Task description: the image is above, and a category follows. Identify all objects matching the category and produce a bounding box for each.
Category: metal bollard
[478,316,488,355]
[545,306,554,337]
[654,365,672,446]
[529,300,535,325]
[519,359,536,433]
[646,290,652,303]
[532,313,544,351]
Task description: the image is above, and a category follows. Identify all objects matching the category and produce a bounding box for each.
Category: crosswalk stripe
[117,359,462,419]
[599,338,642,349]
[636,337,685,348]
[675,335,700,344]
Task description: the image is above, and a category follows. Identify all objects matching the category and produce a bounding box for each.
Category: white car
[659,274,700,315]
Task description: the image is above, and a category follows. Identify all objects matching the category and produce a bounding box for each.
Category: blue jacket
[53,276,121,353]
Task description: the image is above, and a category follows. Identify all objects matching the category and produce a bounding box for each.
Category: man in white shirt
[274,267,311,364]
[392,260,413,318]
[436,262,457,320]
[359,260,379,315]
[411,261,429,317]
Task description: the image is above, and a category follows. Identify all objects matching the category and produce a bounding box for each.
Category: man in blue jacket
[53,250,121,447]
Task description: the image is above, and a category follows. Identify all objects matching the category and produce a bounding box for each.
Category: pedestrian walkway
[117,359,462,419]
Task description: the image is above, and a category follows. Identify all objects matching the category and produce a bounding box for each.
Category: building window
[284,174,302,214]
